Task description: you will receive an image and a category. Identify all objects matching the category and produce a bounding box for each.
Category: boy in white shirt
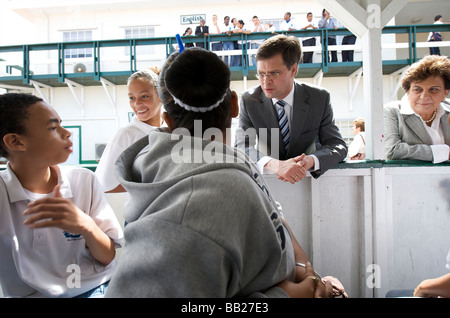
[0,93,123,297]
[280,12,296,31]
[300,12,318,63]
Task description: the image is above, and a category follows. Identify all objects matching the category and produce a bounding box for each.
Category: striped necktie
[276,100,290,152]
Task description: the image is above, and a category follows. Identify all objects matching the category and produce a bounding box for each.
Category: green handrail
[0,23,448,85]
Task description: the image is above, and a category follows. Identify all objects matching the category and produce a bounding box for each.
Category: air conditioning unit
[95,143,106,160]
[74,63,86,73]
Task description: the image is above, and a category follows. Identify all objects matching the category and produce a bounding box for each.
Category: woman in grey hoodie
[106,47,333,298]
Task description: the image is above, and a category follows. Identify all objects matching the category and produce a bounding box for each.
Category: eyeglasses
[255,71,281,80]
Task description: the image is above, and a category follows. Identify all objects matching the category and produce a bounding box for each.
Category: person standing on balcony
[428,15,444,56]
[341,32,357,62]
[300,12,318,63]
[221,15,235,66]
[250,15,265,66]
[95,67,163,193]
[195,18,209,49]
[210,14,223,53]
[280,12,296,32]
[233,19,251,67]
[235,34,347,183]
[182,27,194,48]
[318,9,338,63]
[231,18,240,66]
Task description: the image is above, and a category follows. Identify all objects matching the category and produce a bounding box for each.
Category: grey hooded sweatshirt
[106,129,295,297]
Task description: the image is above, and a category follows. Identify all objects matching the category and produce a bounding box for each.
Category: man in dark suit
[235,34,347,183]
[195,18,209,49]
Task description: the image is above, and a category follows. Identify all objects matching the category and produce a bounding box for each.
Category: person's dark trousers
[211,42,223,60]
[429,41,441,55]
[302,38,316,63]
[327,37,338,62]
[342,35,356,61]
[212,42,223,51]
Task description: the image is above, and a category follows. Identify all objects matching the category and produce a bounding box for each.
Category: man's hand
[265,154,314,183]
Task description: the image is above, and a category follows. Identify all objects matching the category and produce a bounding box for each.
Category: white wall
[265,165,450,298]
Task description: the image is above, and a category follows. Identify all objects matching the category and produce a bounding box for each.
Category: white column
[361,27,384,159]
[318,0,408,160]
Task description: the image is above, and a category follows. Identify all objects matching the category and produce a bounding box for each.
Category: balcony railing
[0,23,449,88]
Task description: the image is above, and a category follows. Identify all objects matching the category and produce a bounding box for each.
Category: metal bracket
[65,79,85,116]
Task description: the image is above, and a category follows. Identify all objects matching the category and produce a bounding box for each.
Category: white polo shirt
[0,164,124,297]
[96,115,158,191]
[280,19,296,31]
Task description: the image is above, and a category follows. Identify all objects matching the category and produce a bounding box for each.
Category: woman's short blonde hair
[401,55,450,92]
[353,117,365,131]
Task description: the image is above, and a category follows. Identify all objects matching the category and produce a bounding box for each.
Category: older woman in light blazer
[384,55,450,163]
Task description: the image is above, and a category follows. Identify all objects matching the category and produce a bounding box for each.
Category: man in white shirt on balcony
[300,12,318,63]
[210,14,223,52]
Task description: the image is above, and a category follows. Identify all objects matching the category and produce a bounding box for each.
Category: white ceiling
[9,0,450,26]
[395,0,449,26]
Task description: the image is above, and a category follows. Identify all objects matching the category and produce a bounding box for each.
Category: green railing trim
[1,159,449,173]
[334,159,450,169]
[0,24,449,85]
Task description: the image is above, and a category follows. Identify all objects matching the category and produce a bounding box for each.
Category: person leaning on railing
[383,55,450,163]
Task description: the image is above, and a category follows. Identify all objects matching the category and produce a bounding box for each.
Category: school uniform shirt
[209,23,222,46]
[301,19,318,41]
[0,164,124,297]
[280,19,296,31]
[96,115,158,192]
[221,23,234,34]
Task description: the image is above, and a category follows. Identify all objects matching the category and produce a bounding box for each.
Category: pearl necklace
[424,109,437,124]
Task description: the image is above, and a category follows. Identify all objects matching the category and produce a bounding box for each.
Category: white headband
[170,91,227,113]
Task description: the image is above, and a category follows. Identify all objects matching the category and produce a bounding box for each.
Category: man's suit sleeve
[310,91,347,178]
[235,93,264,163]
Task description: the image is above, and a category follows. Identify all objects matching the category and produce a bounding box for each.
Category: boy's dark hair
[158,48,232,135]
[256,34,302,68]
[0,93,43,158]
